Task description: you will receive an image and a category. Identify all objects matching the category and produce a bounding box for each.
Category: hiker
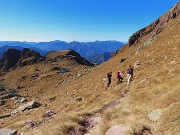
[116,71,124,84]
[107,72,112,87]
[127,65,133,84]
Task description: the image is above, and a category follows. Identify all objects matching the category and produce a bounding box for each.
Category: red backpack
[116,71,119,78]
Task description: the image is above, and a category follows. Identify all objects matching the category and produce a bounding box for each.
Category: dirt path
[77,84,128,135]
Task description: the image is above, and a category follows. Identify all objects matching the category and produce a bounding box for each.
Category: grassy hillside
[0,3,180,135]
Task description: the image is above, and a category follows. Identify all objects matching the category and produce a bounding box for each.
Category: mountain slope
[0,1,179,135]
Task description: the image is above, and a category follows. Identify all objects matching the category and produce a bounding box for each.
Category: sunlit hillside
[0,1,179,135]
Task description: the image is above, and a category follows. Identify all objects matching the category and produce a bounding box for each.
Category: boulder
[12,100,40,114]
[0,129,18,135]
[148,109,164,122]
[105,125,130,135]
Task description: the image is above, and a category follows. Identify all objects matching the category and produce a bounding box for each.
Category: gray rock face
[0,129,18,135]
[127,1,180,47]
[12,100,40,114]
[0,48,22,70]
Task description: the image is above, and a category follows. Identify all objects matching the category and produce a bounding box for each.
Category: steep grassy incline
[21,14,180,135]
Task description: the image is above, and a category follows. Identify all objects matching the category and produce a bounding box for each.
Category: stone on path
[105,125,130,135]
[0,128,18,135]
[148,109,164,122]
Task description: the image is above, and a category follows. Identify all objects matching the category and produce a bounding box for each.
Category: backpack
[116,71,119,78]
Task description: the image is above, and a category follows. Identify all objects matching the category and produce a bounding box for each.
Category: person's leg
[127,74,131,84]
[117,77,120,84]
[107,79,111,87]
[109,79,111,86]
[120,77,123,83]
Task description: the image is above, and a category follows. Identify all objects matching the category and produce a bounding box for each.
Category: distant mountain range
[0,40,124,63]
[90,52,112,64]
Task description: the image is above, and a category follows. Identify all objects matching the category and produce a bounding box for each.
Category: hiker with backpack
[107,72,112,87]
[116,70,124,84]
[127,65,133,84]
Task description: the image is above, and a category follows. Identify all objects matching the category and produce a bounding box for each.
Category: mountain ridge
[0,40,124,62]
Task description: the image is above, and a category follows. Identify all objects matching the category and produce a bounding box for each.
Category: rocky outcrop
[0,48,22,70]
[46,50,94,66]
[0,48,46,70]
[18,48,45,66]
[128,1,180,47]
[65,49,81,57]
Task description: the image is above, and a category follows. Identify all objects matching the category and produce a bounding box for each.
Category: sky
[0,0,178,42]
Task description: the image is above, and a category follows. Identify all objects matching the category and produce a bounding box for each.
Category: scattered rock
[0,128,18,135]
[121,107,130,112]
[8,89,17,97]
[105,125,130,135]
[0,86,5,91]
[76,97,83,102]
[58,68,69,74]
[135,46,142,55]
[51,66,60,71]
[49,96,56,102]
[0,98,5,106]
[77,73,82,78]
[20,97,28,103]
[133,126,152,135]
[0,113,11,119]
[119,58,126,63]
[42,110,56,119]
[170,61,176,64]
[56,83,60,87]
[25,120,38,129]
[148,109,164,122]
[134,60,140,68]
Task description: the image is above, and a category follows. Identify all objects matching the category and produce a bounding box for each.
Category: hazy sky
[0,0,178,42]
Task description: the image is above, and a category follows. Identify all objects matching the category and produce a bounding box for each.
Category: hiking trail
[68,84,128,135]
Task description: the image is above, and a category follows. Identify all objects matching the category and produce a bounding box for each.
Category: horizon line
[0,40,128,43]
